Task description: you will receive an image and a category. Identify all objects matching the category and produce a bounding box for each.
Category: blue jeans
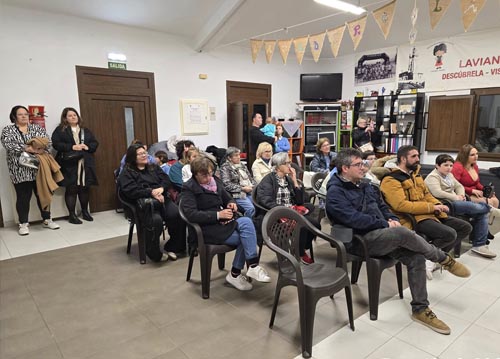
[235,196,255,218]
[224,217,258,270]
[450,200,490,247]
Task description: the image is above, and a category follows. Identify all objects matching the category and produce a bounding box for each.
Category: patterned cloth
[275,173,292,207]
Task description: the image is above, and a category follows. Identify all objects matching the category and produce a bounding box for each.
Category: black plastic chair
[263,207,354,358]
[117,191,147,264]
[311,172,327,202]
[178,198,236,299]
[327,216,404,321]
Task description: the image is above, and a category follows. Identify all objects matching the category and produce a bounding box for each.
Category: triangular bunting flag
[250,39,263,63]
[428,0,452,30]
[308,32,326,63]
[372,0,397,40]
[293,36,309,65]
[347,16,367,50]
[277,39,292,64]
[326,25,346,57]
[461,0,487,31]
[264,40,276,63]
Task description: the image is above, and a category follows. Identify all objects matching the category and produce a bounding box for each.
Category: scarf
[200,176,217,192]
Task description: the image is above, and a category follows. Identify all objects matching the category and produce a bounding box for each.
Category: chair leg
[200,253,215,299]
[186,250,195,281]
[269,283,283,328]
[217,253,226,270]
[136,223,146,265]
[344,286,355,331]
[126,222,134,254]
[257,243,263,261]
[396,262,404,299]
[366,260,382,321]
[301,294,318,359]
[350,260,362,284]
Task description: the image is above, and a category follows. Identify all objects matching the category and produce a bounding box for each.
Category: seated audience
[452,144,500,219]
[252,142,273,183]
[119,139,155,175]
[154,151,171,175]
[352,118,376,150]
[380,146,472,279]
[327,148,470,335]
[169,139,195,190]
[220,147,256,218]
[310,137,336,173]
[118,144,187,260]
[181,156,270,291]
[256,152,319,264]
[425,154,495,258]
[182,147,200,183]
[362,151,379,185]
[274,122,290,154]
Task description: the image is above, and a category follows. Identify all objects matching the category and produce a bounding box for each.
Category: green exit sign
[108,61,126,70]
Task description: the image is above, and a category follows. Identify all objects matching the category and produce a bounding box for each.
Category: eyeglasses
[196,171,213,178]
[263,150,272,153]
[137,152,148,157]
[349,161,363,168]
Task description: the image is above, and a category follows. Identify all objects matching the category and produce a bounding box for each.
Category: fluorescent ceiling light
[314,0,366,15]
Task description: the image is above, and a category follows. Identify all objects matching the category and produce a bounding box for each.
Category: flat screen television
[300,73,343,102]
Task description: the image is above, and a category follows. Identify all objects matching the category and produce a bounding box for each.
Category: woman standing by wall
[1,105,60,235]
[52,107,99,224]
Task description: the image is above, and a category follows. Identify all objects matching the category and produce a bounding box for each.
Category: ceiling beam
[193,0,245,52]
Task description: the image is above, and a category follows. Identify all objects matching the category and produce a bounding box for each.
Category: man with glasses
[380,146,472,279]
[326,148,470,335]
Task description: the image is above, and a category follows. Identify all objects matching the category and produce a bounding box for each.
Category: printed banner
[347,16,367,50]
[461,0,487,32]
[428,0,452,30]
[264,40,276,63]
[327,25,346,58]
[355,47,397,85]
[308,32,326,63]
[396,29,500,91]
[250,39,263,63]
[293,36,309,65]
[372,0,397,40]
[277,39,292,64]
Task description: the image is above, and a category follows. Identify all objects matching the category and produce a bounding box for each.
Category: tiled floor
[0,211,499,358]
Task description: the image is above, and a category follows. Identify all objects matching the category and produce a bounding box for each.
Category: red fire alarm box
[28,105,46,129]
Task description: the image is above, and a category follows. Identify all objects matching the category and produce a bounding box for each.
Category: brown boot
[440,254,471,278]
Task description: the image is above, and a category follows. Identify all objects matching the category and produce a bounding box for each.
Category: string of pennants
[250,0,487,64]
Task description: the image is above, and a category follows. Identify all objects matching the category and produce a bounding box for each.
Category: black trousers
[14,181,51,223]
[162,200,187,253]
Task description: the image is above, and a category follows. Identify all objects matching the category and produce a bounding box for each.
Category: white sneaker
[246,265,271,283]
[166,252,177,261]
[160,253,169,262]
[18,223,29,236]
[225,273,252,291]
[471,245,497,258]
[42,219,60,230]
[425,260,436,280]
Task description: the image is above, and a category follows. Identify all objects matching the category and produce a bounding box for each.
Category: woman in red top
[452,144,500,213]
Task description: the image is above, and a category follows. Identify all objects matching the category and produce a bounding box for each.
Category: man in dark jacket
[326,148,471,335]
[249,113,275,163]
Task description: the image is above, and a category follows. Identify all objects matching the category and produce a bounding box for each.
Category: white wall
[0,5,306,224]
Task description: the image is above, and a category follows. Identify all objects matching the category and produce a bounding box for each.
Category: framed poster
[179,99,209,135]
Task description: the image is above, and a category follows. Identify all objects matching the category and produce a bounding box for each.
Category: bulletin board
[179,99,209,135]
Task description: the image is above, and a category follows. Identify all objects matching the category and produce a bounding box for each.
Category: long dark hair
[9,105,29,123]
[124,144,147,170]
[60,107,83,129]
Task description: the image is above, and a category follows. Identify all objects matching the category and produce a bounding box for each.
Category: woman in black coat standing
[52,107,99,224]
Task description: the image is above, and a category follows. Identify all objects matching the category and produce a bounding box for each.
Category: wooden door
[226,81,271,165]
[76,66,157,212]
[426,95,474,151]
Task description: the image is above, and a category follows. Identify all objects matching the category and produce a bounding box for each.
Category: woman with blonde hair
[252,142,273,183]
[182,147,200,182]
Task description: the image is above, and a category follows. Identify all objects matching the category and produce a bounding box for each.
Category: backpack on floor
[137,198,164,262]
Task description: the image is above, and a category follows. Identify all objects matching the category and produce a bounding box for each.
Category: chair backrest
[263,206,347,275]
[178,197,206,252]
[251,185,269,214]
[311,172,327,199]
[117,190,137,221]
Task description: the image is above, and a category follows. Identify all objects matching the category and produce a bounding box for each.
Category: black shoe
[488,231,494,240]
[81,210,93,221]
[69,213,82,224]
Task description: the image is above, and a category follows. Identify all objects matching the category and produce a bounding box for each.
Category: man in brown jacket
[380,146,472,278]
